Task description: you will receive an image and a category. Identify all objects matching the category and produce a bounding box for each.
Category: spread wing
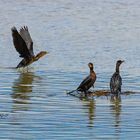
[20,26,34,56]
[11,27,31,58]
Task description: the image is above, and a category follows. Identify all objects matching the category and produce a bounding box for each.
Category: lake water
[0,0,140,139]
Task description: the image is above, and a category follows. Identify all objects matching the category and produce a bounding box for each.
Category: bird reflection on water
[86,100,96,127]
[12,72,35,106]
[10,72,36,124]
[110,95,121,127]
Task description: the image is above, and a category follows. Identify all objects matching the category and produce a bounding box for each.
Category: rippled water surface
[0,0,140,139]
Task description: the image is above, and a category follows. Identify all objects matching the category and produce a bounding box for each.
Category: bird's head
[35,51,48,61]
[117,60,124,66]
[88,62,93,70]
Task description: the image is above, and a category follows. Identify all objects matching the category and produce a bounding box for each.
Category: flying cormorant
[11,26,47,68]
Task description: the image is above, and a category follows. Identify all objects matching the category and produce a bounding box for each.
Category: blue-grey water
[0,0,140,139]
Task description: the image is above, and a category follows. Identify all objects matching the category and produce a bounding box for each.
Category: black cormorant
[11,26,47,68]
[77,62,96,94]
[110,60,124,95]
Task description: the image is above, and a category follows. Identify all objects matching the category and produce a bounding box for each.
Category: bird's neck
[90,68,93,73]
[116,64,120,73]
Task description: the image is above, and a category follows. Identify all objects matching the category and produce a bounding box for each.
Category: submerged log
[67,90,136,100]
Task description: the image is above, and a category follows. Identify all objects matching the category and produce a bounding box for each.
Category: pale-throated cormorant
[110,60,124,95]
[11,26,47,68]
[77,62,96,94]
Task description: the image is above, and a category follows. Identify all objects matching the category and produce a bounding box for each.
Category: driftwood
[67,90,136,100]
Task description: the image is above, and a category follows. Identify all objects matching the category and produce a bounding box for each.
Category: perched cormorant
[110,60,124,95]
[11,26,47,68]
[77,62,96,94]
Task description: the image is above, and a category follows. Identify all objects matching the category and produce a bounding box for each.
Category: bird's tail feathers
[67,89,77,94]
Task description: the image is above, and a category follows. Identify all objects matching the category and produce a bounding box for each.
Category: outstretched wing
[11,27,31,58]
[20,26,34,56]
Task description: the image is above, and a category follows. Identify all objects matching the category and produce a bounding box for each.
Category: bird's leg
[84,90,88,97]
[111,94,121,102]
[27,66,29,72]
[119,88,121,94]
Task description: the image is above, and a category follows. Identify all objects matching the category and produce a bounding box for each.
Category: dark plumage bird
[11,26,47,68]
[77,62,96,94]
[110,60,124,95]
